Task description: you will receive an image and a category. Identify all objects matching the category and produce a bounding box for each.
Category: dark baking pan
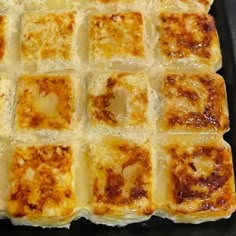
[1,0,236,235]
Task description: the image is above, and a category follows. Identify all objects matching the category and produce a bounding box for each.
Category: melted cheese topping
[15,74,75,130]
[89,136,153,216]
[21,12,75,63]
[157,73,228,132]
[158,13,221,70]
[160,0,213,12]
[89,12,145,62]
[7,145,75,219]
[88,72,148,127]
[162,140,235,218]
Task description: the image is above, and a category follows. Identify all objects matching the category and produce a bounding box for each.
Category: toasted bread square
[20,11,76,69]
[89,136,153,218]
[89,12,145,65]
[88,72,149,128]
[15,73,76,131]
[159,0,214,13]
[7,144,76,226]
[157,72,228,132]
[155,135,236,222]
[157,13,221,71]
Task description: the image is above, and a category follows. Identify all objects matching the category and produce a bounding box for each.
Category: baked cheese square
[89,12,145,64]
[159,0,214,13]
[88,72,149,128]
[157,72,229,132]
[157,13,221,71]
[20,11,76,69]
[156,135,236,223]
[89,136,153,219]
[15,73,76,131]
[7,144,76,226]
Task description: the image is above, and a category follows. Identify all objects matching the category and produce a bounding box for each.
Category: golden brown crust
[90,137,153,216]
[16,74,75,130]
[89,12,144,61]
[21,12,75,62]
[8,145,75,219]
[88,72,148,127]
[158,73,229,132]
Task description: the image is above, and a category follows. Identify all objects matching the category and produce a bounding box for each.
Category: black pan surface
[1,0,236,235]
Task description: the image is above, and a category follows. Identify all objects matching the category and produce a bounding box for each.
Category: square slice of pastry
[88,72,149,128]
[20,11,76,70]
[155,135,236,223]
[7,144,76,227]
[157,72,229,133]
[157,13,221,71]
[159,0,214,13]
[89,136,153,223]
[15,73,76,131]
[89,12,145,65]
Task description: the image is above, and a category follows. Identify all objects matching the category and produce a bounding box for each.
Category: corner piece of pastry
[154,134,236,223]
[157,12,221,71]
[7,144,76,227]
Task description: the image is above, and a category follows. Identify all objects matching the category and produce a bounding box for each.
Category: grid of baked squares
[0,0,234,229]
[16,2,221,71]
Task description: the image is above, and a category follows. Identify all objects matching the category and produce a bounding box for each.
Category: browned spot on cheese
[159,13,217,61]
[90,92,117,125]
[8,146,75,218]
[160,73,228,131]
[167,145,233,211]
[16,74,74,130]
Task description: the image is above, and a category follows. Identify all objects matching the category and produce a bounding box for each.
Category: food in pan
[0,0,234,228]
